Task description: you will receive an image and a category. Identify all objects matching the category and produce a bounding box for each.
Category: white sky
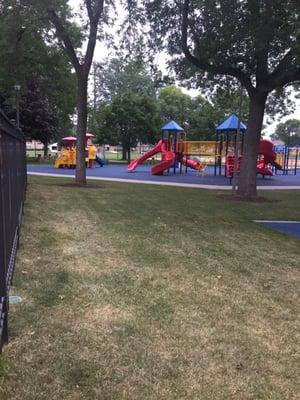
[69,0,300,135]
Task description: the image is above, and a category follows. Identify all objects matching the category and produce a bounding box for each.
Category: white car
[49,143,58,154]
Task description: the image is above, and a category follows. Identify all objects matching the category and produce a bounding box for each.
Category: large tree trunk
[43,141,48,157]
[238,92,267,198]
[75,76,88,185]
[122,147,127,161]
[47,3,105,184]
[127,148,131,163]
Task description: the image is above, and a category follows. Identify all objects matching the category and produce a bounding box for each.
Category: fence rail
[0,109,26,351]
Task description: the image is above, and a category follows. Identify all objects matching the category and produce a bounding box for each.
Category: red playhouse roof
[86,132,94,138]
[62,136,77,142]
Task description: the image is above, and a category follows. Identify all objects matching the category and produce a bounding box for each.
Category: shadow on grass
[218,194,279,203]
[32,269,73,307]
[54,182,105,189]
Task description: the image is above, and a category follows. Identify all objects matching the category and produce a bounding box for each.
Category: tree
[145,0,300,197]
[0,1,76,133]
[271,119,300,146]
[90,57,160,157]
[158,85,194,127]
[20,77,59,156]
[94,57,157,104]
[158,85,221,140]
[47,0,106,185]
[212,88,250,125]
[187,98,221,140]
[98,92,160,161]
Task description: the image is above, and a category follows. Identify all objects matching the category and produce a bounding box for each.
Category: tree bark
[75,76,88,185]
[47,2,105,185]
[238,92,268,198]
[43,141,48,157]
[128,148,131,163]
[122,147,127,161]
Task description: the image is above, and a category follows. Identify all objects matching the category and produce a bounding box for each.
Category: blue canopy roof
[216,114,247,132]
[161,120,184,132]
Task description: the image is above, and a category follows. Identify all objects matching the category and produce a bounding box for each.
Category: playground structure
[256,140,283,176]
[215,115,300,177]
[128,121,206,175]
[273,145,299,175]
[225,139,283,183]
[128,115,299,179]
[54,133,104,169]
[214,114,246,176]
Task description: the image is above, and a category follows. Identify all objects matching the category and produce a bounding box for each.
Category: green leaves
[271,119,300,146]
[20,77,59,148]
[97,91,160,152]
[0,0,76,131]
[90,58,161,153]
[145,0,300,97]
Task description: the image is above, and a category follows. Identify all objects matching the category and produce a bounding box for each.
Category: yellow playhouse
[54,133,100,169]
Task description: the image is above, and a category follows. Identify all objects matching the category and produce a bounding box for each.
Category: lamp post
[14,84,21,128]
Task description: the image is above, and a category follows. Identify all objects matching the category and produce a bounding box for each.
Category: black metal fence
[0,109,26,351]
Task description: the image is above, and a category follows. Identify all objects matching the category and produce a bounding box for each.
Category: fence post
[0,109,26,351]
[0,131,8,350]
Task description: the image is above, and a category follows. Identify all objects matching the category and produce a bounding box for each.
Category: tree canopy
[93,57,157,105]
[91,57,256,148]
[93,58,160,160]
[20,77,59,155]
[98,92,160,161]
[271,119,300,146]
[0,0,76,139]
[157,85,222,140]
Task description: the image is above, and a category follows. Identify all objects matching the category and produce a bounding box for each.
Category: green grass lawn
[26,149,45,156]
[104,151,161,162]
[1,176,299,400]
[105,150,138,160]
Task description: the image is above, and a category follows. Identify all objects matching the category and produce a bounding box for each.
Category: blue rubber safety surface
[256,222,300,238]
[27,163,300,187]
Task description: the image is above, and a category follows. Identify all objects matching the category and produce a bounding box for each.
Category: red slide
[128,139,204,176]
[127,140,163,172]
[151,140,175,175]
[180,157,205,172]
[257,140,277,176]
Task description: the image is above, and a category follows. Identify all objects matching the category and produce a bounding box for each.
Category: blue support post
[294,147,298,175]
[173,131,177,174]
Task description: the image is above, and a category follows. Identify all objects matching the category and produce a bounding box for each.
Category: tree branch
[269,68,300,91]
[47,9,81,74]
[263,49,299,91]
[85,0,95,24]
[83,0,104,74]
[94,0,104,21]
[181,0,255,95]
[249,0,270,85]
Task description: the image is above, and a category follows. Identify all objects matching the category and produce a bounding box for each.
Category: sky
[69,0,300,135]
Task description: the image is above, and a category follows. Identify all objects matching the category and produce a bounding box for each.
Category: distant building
[26,140,44,150]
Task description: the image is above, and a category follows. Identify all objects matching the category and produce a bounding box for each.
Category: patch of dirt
[218,194,279,203]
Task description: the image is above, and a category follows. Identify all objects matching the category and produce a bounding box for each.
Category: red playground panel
[225,154,242,178]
